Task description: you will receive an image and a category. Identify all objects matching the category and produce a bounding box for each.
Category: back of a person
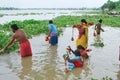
[14,29,27,43]
[49,24,57,34]
[96,23,101,30]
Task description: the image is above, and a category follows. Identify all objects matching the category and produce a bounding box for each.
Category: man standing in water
[95,19,104,41]
[3,24,32,57]
[46,20,58,45]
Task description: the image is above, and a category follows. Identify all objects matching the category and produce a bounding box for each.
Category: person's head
[49,20,53,24]
[77,45,85,50]
[11,24,19,33]
[99,19,102,23]
[81,19,87,24]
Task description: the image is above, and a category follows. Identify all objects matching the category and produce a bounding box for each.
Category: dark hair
[99,19,102,23]
[81,19,87,24]
[11,24,19,30]
[49,20,53,24]
[77,45,85,50]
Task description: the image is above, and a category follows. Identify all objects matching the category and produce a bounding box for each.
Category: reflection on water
[0,27,120,80]
[18,56,33,80]
[117,65,120,80]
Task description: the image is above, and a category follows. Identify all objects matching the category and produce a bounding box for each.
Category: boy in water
[2,24,32,57]
[95,19,104,41]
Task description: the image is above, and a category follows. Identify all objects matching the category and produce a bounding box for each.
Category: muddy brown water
[0,26,120,80]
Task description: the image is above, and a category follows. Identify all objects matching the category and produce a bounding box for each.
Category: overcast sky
[0,0,119,8]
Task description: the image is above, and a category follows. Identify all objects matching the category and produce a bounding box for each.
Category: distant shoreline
[0,7,100,10]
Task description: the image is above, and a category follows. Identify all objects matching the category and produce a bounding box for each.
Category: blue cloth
[72,56,81,60]
[48,24,57,34]
[50,35,58,45]
[68,62,75,70]
[68,56,81,70]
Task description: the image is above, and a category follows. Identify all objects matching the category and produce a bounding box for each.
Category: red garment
[78,26,84,39]
[73,58,83,67]
[80,50,87,56]
[20,40,32,57]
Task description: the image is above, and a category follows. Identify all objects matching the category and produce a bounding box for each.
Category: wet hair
[77,45,85,50]
[49,20,53,24]
[99,19,102,23]
[81,19,87,24]
[11,24,19,30]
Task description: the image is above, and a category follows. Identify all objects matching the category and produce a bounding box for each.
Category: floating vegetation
[90,76,112,80]
[0,15,120,54]
[91,41,104,47]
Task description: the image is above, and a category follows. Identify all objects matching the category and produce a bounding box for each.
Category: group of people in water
[0,18,104,73]
[63,19,104,72]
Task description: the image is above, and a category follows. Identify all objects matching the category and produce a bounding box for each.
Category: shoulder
[19,29,25,33]
[49,24,55,28]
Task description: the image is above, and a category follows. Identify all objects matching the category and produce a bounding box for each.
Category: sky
[0,0,119,8]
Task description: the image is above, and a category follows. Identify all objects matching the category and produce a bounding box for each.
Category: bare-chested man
[3,24,32,57]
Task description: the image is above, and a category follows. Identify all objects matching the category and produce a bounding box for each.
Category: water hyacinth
[0,15,120,54]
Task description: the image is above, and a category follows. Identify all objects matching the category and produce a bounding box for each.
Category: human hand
[86,49,92,52]
[73,24,77,28]
[45,36,49,41]
[64,68,69,73]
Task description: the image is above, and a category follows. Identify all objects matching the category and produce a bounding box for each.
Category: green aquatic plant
[91,41,104,47]
[0,31,19,54]
[102,76,112,80]
[0,14,120,54]
[91,78,97,80]
[90,76,112,80]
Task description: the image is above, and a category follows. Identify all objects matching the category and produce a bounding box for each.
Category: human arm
[94,24,97,30]
[3,36,15,50]
[73,24,82,29]
[101,28,104,32]
[67,46,75,54]
[80,49,92,56]
[47,28,52,37]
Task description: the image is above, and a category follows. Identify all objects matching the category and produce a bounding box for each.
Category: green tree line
[101,0,120,11]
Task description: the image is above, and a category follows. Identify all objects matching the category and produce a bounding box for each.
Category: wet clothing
[76,25,88,49]
[49,24,57,34]
[50,34,58,45]
[20,40,32,57]
[68,56,83,69]
[73,58,83,67]
[48,24,58,45]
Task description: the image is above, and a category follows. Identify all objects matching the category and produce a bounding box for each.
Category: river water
[0,10,97,24]
[0,10,120,80]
